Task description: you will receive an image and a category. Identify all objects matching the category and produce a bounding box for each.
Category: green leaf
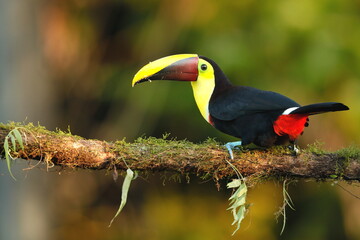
[228,195,246,210]
[227,179,241,188]
[4,137,9,163]
[227,178,248,235]
[12,128,24,150]
[108,168,135,227]
[231,205,246,227]
[4,138,16,181]
[10,134,16,152]
[230,183,247,199]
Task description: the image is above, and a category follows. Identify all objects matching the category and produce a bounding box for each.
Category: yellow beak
[132,54,199,87]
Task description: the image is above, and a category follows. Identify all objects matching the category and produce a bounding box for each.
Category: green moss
[268,145,292,155]
[198,172,213,181]
[335,145,360,162]
[114,138,130,147]
[129,135,220,152]
[0,121,46,133]
[200,137,221,148]
[326,145,360,178]
[55,125,75,136]
[0,122,84,140]
[304,141,328,155]
[113,136,218,160]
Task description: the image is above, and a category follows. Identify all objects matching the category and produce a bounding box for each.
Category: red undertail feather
[273,114,308,140]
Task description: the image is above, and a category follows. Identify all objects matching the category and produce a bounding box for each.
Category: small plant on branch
[276,180,295,235]
[3,127,24,180]
[226,159,249,235]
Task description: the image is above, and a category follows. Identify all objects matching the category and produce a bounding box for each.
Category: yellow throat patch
[191,58,215,123]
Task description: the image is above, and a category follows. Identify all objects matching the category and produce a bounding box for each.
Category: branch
[0,123,359,181]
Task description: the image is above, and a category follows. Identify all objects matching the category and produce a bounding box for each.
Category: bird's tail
[290,102,349,115]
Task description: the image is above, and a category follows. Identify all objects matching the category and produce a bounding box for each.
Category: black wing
[209,86,300,121]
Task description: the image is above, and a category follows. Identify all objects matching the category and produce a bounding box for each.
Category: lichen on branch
[0,122,359,181]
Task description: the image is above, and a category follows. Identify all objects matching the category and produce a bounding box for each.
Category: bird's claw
[289,144,300,155]
[224,141,243,160]
[225,144,235,160]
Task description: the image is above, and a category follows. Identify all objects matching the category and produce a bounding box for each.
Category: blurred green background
[0,0,359,239]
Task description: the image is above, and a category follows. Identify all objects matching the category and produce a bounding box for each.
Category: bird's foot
[289,144,300,155]
[224,141,243,160]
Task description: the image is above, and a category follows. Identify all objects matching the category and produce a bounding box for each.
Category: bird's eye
[201,64,207,71]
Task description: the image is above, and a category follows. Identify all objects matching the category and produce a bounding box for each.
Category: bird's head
[132,54,216,87]
[132,54,230,122]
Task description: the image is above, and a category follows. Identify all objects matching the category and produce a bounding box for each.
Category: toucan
[132,54,349,159]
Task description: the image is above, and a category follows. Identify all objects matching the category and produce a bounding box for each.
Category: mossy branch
[0,123,359,181]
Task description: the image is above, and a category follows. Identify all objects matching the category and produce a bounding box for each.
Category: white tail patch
[282,107,299,115]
